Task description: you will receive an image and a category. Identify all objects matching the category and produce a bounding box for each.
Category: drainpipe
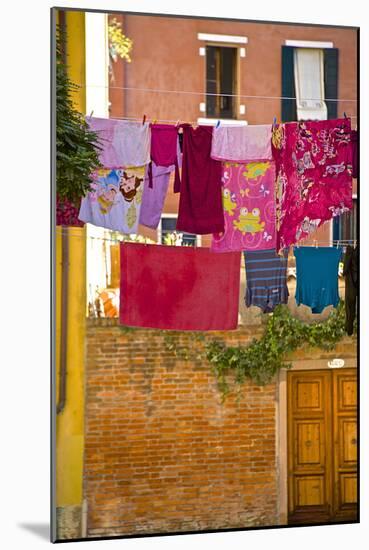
[81,498,88,538]
[57,227,69,414]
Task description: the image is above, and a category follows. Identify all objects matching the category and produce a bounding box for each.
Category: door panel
[333,370,357,519]
[287,369,357,525]
[288,371,331,523]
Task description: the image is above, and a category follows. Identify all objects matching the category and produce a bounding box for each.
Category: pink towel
[120,243,241,331]
[211,161,276,252]
[211,124,273,162]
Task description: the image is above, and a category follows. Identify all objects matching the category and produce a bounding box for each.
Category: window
[281,45,338,122]
[206,45,237,119]
[159,216,198,247]
[294,48,327,120]
[333,199,357,243]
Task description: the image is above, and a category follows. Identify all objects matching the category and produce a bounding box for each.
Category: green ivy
[206,300,354,396]
[56,26,102,204]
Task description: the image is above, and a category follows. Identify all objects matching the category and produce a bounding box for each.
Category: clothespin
[343,112,347,119]
[175,120,180,127]
[88,110,94,120]
[142,114,146,125]
[273,116,277,129]
[314,239,318,248]
[336,239,340,248]
[216,120,221,128]
[153,118,157,125]
[354,239,357,249]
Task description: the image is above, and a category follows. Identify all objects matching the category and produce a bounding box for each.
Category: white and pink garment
[86,117,151,167]
[211,124,273,163]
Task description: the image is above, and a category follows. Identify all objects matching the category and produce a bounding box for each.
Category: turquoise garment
[294,246,342,314]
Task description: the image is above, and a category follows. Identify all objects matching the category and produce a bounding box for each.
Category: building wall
[83,319,356,537]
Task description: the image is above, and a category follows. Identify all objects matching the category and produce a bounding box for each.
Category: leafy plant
[56,26,102,204]
[108,17,133,79]
[206,301,352,396]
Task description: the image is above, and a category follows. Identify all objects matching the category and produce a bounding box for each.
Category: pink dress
[211,161,276,252]
[272,118,353,251]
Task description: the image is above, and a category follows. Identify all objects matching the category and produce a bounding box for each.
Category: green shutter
[324,48,339,119]
[281,46,297,122]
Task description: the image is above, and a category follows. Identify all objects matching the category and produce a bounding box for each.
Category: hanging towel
[119,243,241,331]
[243,248,289,313]
[113,120,151,166]
[272,119,353,252]
[211,124,273,162]
[294,246,342,314]
[86,117,151,167]
[148,124,181,190]
[176,124,224,235]
[343,245,358,335]
[78,166,145,234]
[211,160,276,252]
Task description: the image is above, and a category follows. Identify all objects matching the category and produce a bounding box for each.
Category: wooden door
[287,369,357,525]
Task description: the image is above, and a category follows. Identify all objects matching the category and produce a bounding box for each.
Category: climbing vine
[163,301,355,398]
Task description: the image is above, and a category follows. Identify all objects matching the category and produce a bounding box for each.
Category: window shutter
[324,48,339,119]
[281,46,297,122]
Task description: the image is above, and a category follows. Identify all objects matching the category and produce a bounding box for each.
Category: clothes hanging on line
[243,248,289,313]
[294,246,342,314]
[119,242,241,330]
[86,117,151,167]
[148,124,181,190]
[78,166,145,234]
[272,118,353,252]
[343,244,358,335]
[176,124,224,235]
[211,160,276,252]
[351,129,358,178]
[139,162,176,230]
[211,124,273,162]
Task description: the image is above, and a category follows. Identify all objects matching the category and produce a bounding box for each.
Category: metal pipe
[57,226,69,414]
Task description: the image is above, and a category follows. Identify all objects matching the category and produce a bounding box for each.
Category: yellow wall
[56,10,86,508]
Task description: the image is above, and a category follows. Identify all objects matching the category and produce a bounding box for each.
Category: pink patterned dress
[271,118,353,251]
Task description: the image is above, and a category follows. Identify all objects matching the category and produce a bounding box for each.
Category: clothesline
[79,83,357,103]
[54,228,357,246]
[93,114,357,125]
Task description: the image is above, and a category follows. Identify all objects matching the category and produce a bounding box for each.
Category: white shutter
[294,48,328,121]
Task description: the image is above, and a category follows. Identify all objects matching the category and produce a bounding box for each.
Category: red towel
[120,243,241,331]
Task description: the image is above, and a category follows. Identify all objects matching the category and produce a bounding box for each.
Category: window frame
[204,42,240,121]
[158,214,201,247]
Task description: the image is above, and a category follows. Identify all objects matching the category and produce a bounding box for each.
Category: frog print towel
[211,161,276,252]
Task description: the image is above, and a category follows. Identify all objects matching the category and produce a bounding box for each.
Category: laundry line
[78,83,358,103]
[54,228,357,246]
[96,114,357,125]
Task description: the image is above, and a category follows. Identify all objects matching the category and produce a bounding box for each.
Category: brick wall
[83,320,357,537]
[84,321,279,537]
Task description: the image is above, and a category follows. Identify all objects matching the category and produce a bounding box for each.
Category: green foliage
[108,18,133,63]
[205,301,352,395]
[56,26,102,203]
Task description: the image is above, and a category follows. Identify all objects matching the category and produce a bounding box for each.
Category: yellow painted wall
[56,9,86,508]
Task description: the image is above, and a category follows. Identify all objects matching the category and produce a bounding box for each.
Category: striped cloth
[244,248,289,313]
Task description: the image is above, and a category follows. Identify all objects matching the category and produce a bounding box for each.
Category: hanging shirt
[148,124,181,190]
[272,119,353,252]
[343,245,358,335]
[294,246,342,314]
[139,163,173,230]
[211,160,276,252]
[211,124,273,162]
[78,166,145,234]
[351,129,358,178]
[86,117,151,167]
[176,124,224,235]
[243,249,289,313]
[120,243,241,331]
